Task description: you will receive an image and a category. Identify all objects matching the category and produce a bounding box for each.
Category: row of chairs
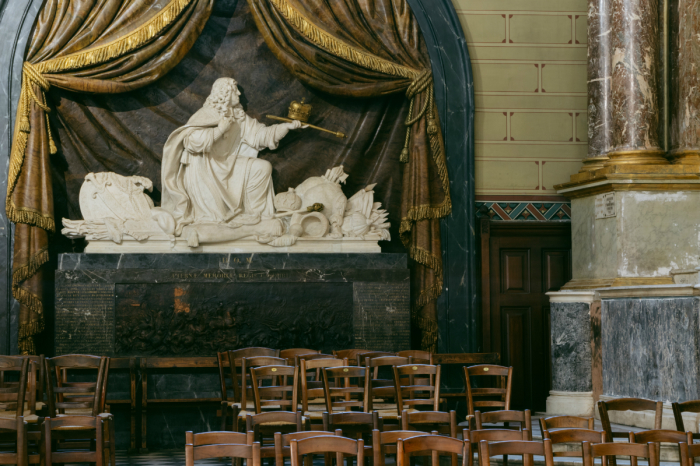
[217,347,512,431]
[0,355,115,466]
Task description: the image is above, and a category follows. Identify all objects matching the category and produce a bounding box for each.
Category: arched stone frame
[0,0,477,354]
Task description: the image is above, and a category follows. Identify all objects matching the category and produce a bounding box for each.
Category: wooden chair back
[544,429,605,458]
[479,439,554,466]
[333,350,369,366]
[582,441,659,466]
[464,365,512,415]
[0,357,28,419]
[274,430,339,466]
[475,410,532,431]
[250,365,298,413]
[280,349,320,365]
[539,415,594,432]
[240,356,287,409]
[44,354,108,416]
[185,431,259,466]
[216,351,234,404]
[0,356,42,416]
[366,356,409,407]
[680,442,700,466]
[401,410,457,437]
[290,435,363,466]
[372,429,430,466]
[247,412,304,459]
[397,351,433,364]
[393,364,441,414]
[358,352,396,367]
[227,347,280,403]
[323,411,379,441]
[323,366,369,412]
[464,428,529,463]
[0,416,26,466]
[299,358,345,413]
[43,415,105,466]
[630,429,692,463]
[672,400,700,439]
[397,435,467,466]
[598,398,662,441]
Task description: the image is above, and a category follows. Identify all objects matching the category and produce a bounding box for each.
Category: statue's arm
[242,115,302,151]
[183,127,218,155]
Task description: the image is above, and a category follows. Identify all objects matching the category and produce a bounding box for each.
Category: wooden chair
[280,349,320,365]
[358,352,396,367]
[478,439,554,466]
[43,416,105,466]
[397,351,432,364]
[673,400,700,440]
[401,410,457,438]
[0,356,43,418]
[247,411,305,462]
[598,398,662,443]
[475,410,531,431]
[464,365,512,416]
[372,429,428,466]
[240,357,287,413]
[323,411,380,451]
[366,356,409,425]
[630,429,692,465]
[185,431,259,466]
[299,358,345,422]
[544,429,604,459]
[217,351,236,430]
[227,348,280,404]
[333,350,369,366]
[397,434,467,466]
[274,430,340,466]
[0,417,27,466]
[0,357,29,421]
[464,428,529,466]
[582,441,659,466]
[393,364,441,415]
[539,414,594,433]
[680,441,700,466]
[290,435,364,466]
[250,365,298,414]
[323,366,369,413]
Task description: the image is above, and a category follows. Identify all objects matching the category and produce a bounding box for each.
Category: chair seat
[58,411,112,418]
[0,410,38,422]
[226,401,256,409]
[303,411,325,420]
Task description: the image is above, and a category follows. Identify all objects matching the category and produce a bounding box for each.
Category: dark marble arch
[550,302,592,392]
[0,1,476,355]
[602,297,700,402]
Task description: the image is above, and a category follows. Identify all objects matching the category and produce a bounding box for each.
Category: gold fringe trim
[413,316,438,352]
[36,0,195,74]
[12,247,48,355]
[268,0,419,79]
[6,64,56,231]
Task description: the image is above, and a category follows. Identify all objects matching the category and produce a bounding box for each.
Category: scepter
[266,99,346,139]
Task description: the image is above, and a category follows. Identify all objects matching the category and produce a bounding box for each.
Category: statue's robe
[161,107,282,235]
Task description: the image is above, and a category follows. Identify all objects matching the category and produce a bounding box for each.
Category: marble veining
[551,302,593,392]
[587,0,613,156]
[610,0,662,151]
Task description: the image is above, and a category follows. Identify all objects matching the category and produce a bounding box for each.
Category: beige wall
[452,0,587,197]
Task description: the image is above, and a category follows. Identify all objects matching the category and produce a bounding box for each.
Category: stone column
[668,0,700,164]
[607,0,666,165]
[546,291,595,416]
[582,0,612,171]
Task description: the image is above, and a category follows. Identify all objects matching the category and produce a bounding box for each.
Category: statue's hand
[288,120,309,130]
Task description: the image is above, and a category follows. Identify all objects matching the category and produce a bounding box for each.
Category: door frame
[479,218,571,352]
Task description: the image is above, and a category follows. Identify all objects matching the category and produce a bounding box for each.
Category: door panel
[486,223,571,411]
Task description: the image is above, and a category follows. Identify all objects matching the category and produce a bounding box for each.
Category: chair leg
[109,418,116,466]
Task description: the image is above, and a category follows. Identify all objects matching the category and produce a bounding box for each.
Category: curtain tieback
[19,62,56,154]
[400,69,437,163]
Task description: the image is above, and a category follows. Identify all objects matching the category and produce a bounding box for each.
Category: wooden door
[480,221,571,411]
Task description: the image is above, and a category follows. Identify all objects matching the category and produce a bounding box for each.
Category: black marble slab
[550,302,592,392]
[602,297,700,402]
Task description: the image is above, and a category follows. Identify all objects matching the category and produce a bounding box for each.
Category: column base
[604,149,668,166]
[546,390,594,416]
[667,149,700,165]
[579,156,610,172]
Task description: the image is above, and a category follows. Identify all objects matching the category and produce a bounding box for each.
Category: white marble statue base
[545,390,594,417]
[84,236,382,254]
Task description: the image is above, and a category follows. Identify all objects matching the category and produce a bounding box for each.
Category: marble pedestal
[546,291,595,416]
[55,253,410,355]
[561,188,700,288]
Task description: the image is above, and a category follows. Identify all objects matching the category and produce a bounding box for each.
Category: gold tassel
[49,139,57,155]
[19,116,30,133]
[400,148,409,163]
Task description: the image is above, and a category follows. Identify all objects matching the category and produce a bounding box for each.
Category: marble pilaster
[583,0,612,170]
[546,291,595,416]
[668,0,700,163]
[607,0,666,164]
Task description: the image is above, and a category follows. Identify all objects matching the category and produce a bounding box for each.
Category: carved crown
[287,98,312,122]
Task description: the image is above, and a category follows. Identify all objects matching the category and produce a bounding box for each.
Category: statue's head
[204,78,241,116]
